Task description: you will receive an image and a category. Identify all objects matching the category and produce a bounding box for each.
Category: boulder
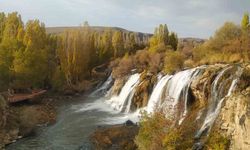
[91,124,139,150]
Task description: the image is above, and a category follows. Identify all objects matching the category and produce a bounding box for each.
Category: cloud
[0,0,249,38]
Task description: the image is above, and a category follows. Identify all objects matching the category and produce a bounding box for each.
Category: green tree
[149,24,177,53]
[241,12,249,31]
[0,12,24,89]
[13,20,49,88]
[0,12,6,42]
[169,32,178,50]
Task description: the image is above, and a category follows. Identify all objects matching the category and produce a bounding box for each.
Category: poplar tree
[241,12,249,31]
[0,12,23,89]
[99,29,113,62]
[14,20,49,87]
[169,32,178,50]
[112,31,124,57]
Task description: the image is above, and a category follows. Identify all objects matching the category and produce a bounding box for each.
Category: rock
[191,65,225,108]
[90,124,139,150]
[110,76,127,96]
[124,120,134,126]
[131,71,157,110]
[216,92,250,150]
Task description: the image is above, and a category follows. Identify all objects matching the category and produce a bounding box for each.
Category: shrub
[164,50,184,74]
[205,131,230,150]
[135,111,173,150]
[111,50,165,77]
[191,21,250,65]
[112,54,134,78]
[162,129,182,150]
[184,59,195,68]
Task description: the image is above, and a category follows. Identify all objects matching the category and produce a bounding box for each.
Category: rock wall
[216,64,250,150]
[217,91,250,150]
[132,71,157,110]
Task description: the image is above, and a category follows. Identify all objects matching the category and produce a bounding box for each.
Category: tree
[149,24,178,53]
[13,20,49,88]
[169,32,178,50]
[112,31,124,57]
[124,32,136,53]
[0,12,24,89]
[241,12,249,31]
[99,29,113,62]
[57,26,95,87]
[0,12,5,42]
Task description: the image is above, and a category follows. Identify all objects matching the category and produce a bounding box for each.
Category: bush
[162,129,182,150]
[135,111,173,150]
[191,21,250,65]
[164,50,184,74]
[184,59,195,68]
[111,50,165,78]
[112,54,134,78]
[205,131,230,150]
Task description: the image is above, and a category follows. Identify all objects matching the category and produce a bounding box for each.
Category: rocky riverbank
[0,94,56,149]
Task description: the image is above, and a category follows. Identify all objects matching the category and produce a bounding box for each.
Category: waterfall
[146,75,172,113]
[106,73,141,113]
[91,74,113,96]
[158,67,204,121]
[145,67,204,124]
[196,66,243,138]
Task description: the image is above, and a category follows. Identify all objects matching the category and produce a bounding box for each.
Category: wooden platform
[8,90,47,103]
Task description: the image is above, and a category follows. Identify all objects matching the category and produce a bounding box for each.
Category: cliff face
[190,64,250,149]
[215,65,250,150]
[217,90,250,150]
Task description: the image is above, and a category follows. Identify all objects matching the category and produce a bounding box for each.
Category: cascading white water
[91,74,113,96]
[145,67,204,124]
[165,68,198,106]
[146,75,172,114]
[178,67,205,124]
[106,73,141,113]
[196,66,243,138]
[157,68,204,122]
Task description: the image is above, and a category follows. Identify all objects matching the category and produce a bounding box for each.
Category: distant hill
[46,26,205,49]
[46,26,143,34]
[46,26,152,45]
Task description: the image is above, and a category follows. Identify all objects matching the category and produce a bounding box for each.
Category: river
[6,94,135,150]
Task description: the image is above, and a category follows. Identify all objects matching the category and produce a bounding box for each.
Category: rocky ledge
[90,121,139,150]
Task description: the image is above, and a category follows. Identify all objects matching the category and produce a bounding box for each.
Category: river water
[6,95,135,150]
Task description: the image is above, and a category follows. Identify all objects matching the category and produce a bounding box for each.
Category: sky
[0,0,249,38]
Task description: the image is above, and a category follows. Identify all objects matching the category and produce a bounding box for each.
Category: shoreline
[0,93,73,149]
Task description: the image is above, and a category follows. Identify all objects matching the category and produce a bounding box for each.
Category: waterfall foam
[146,75,172,113]
[106,73,141,113]
[156,67,204,122]
[91,74,113,96]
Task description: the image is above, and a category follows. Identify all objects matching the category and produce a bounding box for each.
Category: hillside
[46,26,152,43]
